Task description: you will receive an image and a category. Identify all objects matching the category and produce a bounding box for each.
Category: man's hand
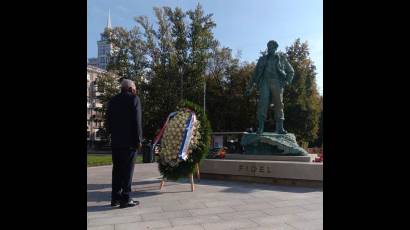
[137,142,142,152]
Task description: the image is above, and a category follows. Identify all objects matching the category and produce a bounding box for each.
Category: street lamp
[178,62,183,101]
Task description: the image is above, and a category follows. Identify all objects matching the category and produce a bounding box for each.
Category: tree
[95,72,120,141]
[204,45,258,132]
[165,7,188,101]
[103,27,147,86]
[138,4,217,138]
[283,39,321,145]
[224,63,257,131]
[185,3,216,105]
[312,96,323,147]
[205,44,234,131]
[97,5,217,140]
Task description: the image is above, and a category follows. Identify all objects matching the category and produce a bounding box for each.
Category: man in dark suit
[107,79,142,208]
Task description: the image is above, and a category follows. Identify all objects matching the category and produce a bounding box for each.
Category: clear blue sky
[88,0,323,94]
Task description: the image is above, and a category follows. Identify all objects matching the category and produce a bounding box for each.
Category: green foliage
[283,39,321,144]
[184,4,216,105]
[103,27,147,86]
[95,73,120,140]
[87,154,143,167]
[314,110,323,147]
[158,100,211,180]
[311,96,323,147]
[105,4,216,139]
[205,47,258,131]
[87,154,112,167]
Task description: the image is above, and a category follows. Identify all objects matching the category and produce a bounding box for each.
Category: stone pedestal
[202,133,320,187]
[240,132,308,156]
[200,159,322,187]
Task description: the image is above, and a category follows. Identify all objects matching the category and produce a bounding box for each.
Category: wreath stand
[159,163,200,192]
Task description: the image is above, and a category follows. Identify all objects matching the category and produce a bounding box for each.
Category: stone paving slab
[88,215,142,226]
[155,224,206,230]
[87,225,115,230]
[287,218,323,230]
[115,219,172,230]
[241,224,297,230]
[170,215,222,227]
[204,199,247,208]
[263,206,308,216]
[87,163,322,230]
[251,214,307,226]
[218,210,270,221]
[189,206,237,216]
[202,219,259,230]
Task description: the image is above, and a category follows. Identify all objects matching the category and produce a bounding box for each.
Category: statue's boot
[275,119,287,134]
[257,120,264,134]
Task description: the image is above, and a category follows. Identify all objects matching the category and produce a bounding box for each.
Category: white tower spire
[107,9,112,29]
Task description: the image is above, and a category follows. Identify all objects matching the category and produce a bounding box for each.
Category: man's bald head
[121,79,137,95]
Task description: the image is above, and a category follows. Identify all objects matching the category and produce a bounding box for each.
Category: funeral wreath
[154,100,211,180]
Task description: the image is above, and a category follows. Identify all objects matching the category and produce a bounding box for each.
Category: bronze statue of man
[245,40,294,134]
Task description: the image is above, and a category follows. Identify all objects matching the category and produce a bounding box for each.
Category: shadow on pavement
[87,179,163,191]
[87,177,321,213]
[87,204,113,212]
[87,178,190,212]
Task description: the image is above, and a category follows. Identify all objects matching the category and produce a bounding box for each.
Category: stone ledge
[225,154,311,162]
[201,173,323,188]
[200,159,323,182]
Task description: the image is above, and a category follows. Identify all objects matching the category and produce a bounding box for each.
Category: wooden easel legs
[159,179,165,190]
[189,173,195,191]
[159,163,200,192]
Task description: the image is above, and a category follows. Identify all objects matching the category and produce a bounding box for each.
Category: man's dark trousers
[112,148,136,202]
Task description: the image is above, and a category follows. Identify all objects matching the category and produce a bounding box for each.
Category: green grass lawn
[87,154,143,167]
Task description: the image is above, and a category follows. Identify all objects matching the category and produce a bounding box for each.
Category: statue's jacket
[251,52,294,89]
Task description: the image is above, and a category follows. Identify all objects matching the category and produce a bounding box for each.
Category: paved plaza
[87,163,323,230]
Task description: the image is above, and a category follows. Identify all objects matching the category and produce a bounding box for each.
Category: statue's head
[267,40,278,55]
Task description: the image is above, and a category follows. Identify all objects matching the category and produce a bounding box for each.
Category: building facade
[88,10,113,70]
[87,65,110,146]
[88,58,98,67]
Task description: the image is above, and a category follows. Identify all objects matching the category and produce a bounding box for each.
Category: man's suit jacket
[107,91,143,149]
